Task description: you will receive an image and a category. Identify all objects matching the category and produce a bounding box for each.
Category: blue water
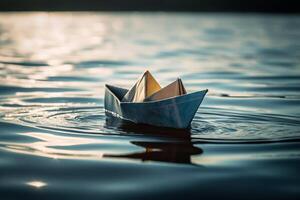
[0,12,300,199]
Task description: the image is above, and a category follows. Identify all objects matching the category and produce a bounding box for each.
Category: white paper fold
[122,71,187,102]
[144,78,186,101]
[122,71,161,102]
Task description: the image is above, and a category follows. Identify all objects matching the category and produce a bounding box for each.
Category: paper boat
[104,71,208,129]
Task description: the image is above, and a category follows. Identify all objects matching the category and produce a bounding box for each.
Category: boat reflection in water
[104,114,203,165]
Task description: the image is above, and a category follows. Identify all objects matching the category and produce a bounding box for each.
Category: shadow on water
[104,114,203,165]
[104,141,203,165]
[104,112,192,139]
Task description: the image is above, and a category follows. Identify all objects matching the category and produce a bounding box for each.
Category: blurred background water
[0,12,300,199]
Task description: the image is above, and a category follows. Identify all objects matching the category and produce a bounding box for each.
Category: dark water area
[0,13,300,199]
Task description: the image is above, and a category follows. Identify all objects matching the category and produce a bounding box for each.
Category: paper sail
[104,70,208,129]
[122,70,161,102]
[144,78,187,102]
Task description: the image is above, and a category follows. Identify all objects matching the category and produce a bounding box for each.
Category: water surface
[0,12,300,199]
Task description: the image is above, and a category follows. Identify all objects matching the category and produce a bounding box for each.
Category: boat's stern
[104,84,127,116]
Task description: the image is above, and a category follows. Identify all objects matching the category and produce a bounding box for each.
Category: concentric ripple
[5,105,299,143]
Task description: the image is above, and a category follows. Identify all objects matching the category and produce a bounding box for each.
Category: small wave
[23,97,102,104]
[67,60,132,68]
[0,61,49,67]
[0,85,82,95]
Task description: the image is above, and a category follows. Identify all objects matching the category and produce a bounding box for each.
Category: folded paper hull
[104,84,207,129]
